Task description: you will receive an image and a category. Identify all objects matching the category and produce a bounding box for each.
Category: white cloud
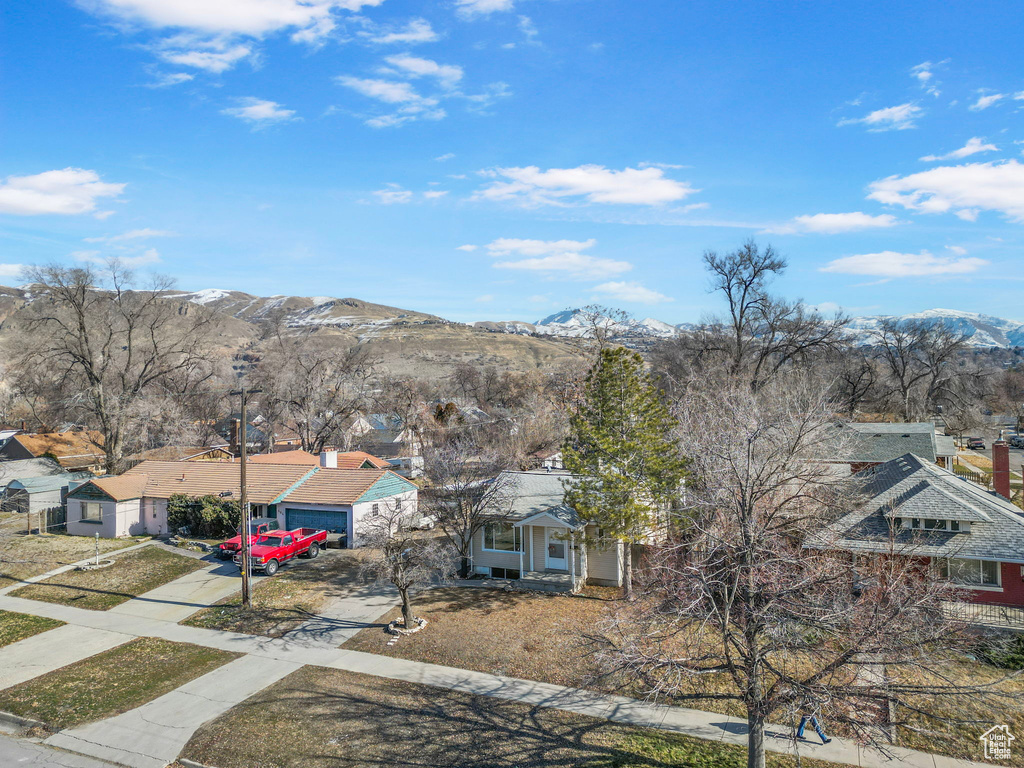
[337,75,445,126]
[475,165,696,207]
[518,15,538,42]
[85,228,176,243]
[156,40,253,73]
[838,103,922,131]
[0,264,26,279]
[765,212,899,235]
[423,190,448,199]
[0,168,125,216]
[920,137,998,162]
[146,71,195,87]
[221,97,297,125]
[473,294,494,303]
[969,92,1006,111]
[383,54,463,87]
[360,18,439,44]
[82,0,383,37]
[456,0,515,17]
[868,159,1024,222]
[910,60,945,96]
[456,244,478,252]
[480,238,632,280]
[592,281,672,305]
[821,250,988,277]
[75,247,163,268]
[435,153,455,162]
[372,183,414,204]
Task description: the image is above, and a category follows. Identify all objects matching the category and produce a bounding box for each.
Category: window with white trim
[81,501,102,522]
[939,558,1000,587]
[483,522,521,552]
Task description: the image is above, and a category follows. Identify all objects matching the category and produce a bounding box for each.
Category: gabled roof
[0,458,66,485]
[84,474,150,502]
[7,431,105,467]
[278,468,415,505]
[117,461,314,505]
[810,453,1024,563]
[7,472,91,494]
[245,450,391,470]
[833,422,942,464]
[486,470,583,528]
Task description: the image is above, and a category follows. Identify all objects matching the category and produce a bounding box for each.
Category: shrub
[974,634,1024,670]
[167,494,241,539]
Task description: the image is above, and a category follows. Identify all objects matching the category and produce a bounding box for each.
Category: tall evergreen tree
[563,347,687,599]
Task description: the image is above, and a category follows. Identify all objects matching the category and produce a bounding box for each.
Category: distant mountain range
[477,307,1024,349]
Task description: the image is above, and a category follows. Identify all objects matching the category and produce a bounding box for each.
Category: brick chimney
[319,450,338,469]
[992,440,1011,499]
[230,419,241,449]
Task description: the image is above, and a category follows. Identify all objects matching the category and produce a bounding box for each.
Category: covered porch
[510,507,587,593]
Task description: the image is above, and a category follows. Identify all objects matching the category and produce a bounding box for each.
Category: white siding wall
[143,498,168,536]
[67,498,118,538]
[116,500,145,537]
[471,525,526,573]
[585,525,622,586]
[350,489,417,548]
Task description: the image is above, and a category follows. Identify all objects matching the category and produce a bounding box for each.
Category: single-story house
[828,422,957,474]
[0,430,106,473]
[809,453,1024,609]
[65,459,417,546]
[0,457,68,486]
[469,470,624,592]
[3,472,91,529]
[124,445,235,468]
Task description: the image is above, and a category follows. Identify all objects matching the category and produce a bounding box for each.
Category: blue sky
[3,0,1024,324]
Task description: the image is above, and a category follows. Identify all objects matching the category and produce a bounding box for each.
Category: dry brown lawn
[182,549,365,637]
[10,545,204,610]
[0,529,146,589]
[181,666,846,768]
[343,585,621,688]
[0,637,239,729]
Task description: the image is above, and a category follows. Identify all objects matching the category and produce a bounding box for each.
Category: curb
[179,759,220,768]
[0,709,49,732]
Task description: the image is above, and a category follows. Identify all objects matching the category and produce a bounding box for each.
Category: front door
[545,527,567,571]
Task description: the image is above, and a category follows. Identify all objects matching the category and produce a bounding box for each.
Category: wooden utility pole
[231,385,261,608]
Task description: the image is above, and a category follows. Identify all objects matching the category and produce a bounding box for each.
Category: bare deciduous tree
[421,435,515,578]
[595,375,1015,768]
[359,499,456,629]
[8,262,216,473]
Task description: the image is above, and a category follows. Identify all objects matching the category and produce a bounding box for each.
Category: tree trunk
[747,711,766,768]
[399,586,415,628]
[623,541,633,600]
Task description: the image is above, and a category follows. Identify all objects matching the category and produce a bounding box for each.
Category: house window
[483,522,521,552]
[908,518,960,531]
[939,558,1000,587]
[81,502,103,522]
[490,567,520,580]
[371,503,380,516]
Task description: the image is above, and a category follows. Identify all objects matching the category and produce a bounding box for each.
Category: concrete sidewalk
[0,624,133,691]
[285,579,398,646]
[45,655,301,768]
[0,593,993,768]
[107,559,253,623]
[0,540,155,597]
[0,731,120,768]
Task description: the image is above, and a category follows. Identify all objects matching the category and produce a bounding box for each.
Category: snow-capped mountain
[478,307,1024,349]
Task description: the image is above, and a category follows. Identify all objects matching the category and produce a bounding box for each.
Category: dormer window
[899,517,969,533]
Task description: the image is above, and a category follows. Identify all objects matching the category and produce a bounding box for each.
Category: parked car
[408,513,436,531]
[967,437,986,450]
[234,527,328,576]
[1011,435,1024,448]
[217,517,282,559]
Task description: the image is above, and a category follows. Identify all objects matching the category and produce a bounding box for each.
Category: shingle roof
[8,431,105,468]
[809,453,1024,563]
[6,472,91,494]
[485,471,584,528]
[278,468,407,505]
[87,474,150,502]
[246,450,391,470]
[0,458,66,485]
[834,422,941,464]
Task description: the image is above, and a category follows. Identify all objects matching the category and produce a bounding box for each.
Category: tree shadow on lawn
[187,668,685,768]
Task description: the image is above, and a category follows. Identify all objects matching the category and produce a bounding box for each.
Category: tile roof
[278,468,399,505]
[809,453,1024,563]
[245,450,391,470]
[87,474,150,502]
[118,461,314,504]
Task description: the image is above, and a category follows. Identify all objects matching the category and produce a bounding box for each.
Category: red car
[217,518,281,560]
[234,527,328,576]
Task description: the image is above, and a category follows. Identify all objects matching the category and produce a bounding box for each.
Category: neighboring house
[469,470,624,592]
[0,431,106,473]
[245,449,391,470]
[3,473,91,528]
[350,413,422,459]
[808,453,1024,610]
[532,449,564,471]
[123,446,234,468]
[65,459,417,546]
[0,457,68,487]
[828,422,957,474]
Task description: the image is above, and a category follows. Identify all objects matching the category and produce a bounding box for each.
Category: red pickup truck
[234,528,328,576]
[217,517,281,560]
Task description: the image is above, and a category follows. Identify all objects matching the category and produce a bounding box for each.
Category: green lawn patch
[0,609,64,648]
[10,546,204,610]
[181,666,847,768]
[0,637,239,729]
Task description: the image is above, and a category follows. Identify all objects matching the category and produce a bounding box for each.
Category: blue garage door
[284,508,349,545]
